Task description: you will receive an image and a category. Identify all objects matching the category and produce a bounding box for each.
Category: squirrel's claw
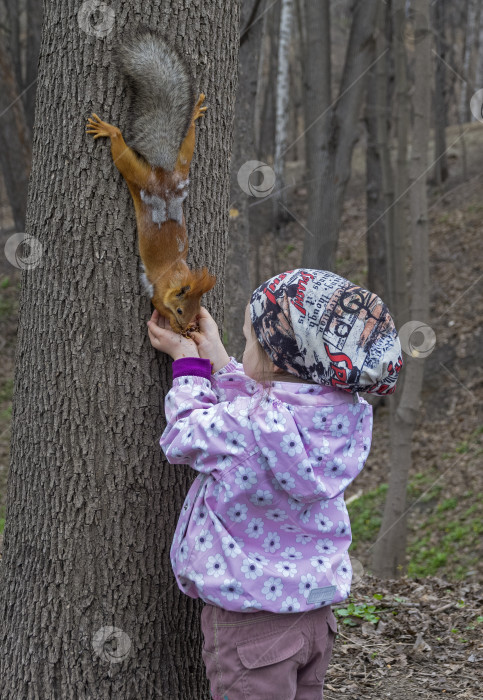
[193,93,208,121]
[86,113,120,139]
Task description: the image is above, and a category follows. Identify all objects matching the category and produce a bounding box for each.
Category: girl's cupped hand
[147,309,199,360]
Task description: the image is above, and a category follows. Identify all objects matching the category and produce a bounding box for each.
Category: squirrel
[86,28,216,333]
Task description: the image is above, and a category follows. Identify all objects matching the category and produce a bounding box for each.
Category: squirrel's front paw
[86,113,120,139]
[193,93,208,121]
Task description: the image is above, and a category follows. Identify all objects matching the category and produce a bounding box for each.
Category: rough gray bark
[0,1,239,697]
[0,0,32,232]
[372,0,431,579]
[301,0,380,272]
[225,0,264,360]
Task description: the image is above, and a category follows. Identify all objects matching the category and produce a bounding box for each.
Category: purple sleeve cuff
[172,357,212,380]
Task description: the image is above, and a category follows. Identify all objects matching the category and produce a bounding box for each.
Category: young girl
[147,269,402,700]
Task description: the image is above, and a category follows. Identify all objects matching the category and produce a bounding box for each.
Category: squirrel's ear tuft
[189,268,216,295]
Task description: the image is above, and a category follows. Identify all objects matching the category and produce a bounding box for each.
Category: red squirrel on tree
[86,28,215,334]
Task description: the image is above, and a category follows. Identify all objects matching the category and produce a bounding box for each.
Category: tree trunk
[0,1,239,697]
[364,16,386,300]
[301,0,380,272]
[224,0,264,360]
[460,0,476,124]
[273,0,293,226]
[250,0,280,285]
[467,0,483,122]
[5,0,22,92]
[25,0,43,136]
[386,0,409,328]
[0,0,32,232]
[375,0,395,304]
[432,0,449,184]
[301,0,331,271]
[372,0,431,579]
[475,4,483,105]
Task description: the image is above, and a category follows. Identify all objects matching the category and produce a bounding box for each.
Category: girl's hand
[190,307,230,373]
[147,309,199,360]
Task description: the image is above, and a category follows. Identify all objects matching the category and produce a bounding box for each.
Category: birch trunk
[273,0,293,221]
[0,1,239,697]
[372,0,431,579]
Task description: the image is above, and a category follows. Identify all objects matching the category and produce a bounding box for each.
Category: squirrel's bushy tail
[116,28,197,171]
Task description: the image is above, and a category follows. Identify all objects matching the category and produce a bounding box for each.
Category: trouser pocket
[236,629,306,700]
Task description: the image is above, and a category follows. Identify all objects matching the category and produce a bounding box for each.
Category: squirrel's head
[163,268,216,332]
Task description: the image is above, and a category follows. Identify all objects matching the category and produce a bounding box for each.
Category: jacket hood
[250,381,365,503]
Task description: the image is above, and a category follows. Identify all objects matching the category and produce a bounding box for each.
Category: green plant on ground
[333,600,383,626]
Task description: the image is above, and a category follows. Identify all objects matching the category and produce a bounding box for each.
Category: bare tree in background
[25,0,43,135]
[299,0,331,272]
[475,1,483,103]
[432,0,449,184]
[225,0,265,359]
[300,0,380,272]
[0,0,239,696]
[249,0,285,284]
[0,0,32,231]
[372,1,432,578]
[273,0,293,223]
[461,0,483,123]
[363,1,388,300]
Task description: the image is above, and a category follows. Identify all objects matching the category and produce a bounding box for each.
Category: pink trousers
[200,603,338,700]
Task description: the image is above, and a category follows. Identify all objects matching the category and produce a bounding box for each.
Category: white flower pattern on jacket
[160,358,372,613]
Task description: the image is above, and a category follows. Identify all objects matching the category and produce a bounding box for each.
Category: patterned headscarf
[250,269,403,395]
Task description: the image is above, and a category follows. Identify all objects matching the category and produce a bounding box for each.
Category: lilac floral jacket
[159,357,373,614]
